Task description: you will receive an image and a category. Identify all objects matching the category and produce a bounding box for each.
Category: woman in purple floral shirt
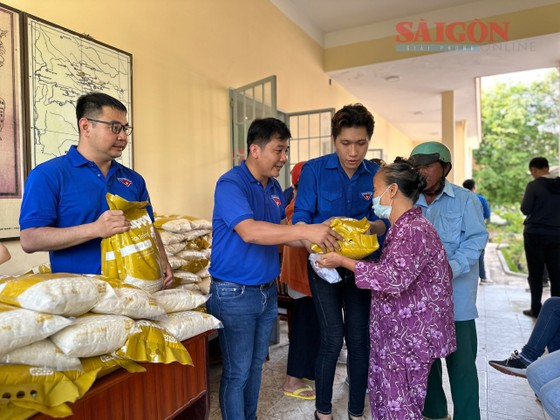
[318,158,456,419]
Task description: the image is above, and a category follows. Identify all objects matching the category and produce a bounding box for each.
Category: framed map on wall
[0,4,24,239]
[26,15,133,170]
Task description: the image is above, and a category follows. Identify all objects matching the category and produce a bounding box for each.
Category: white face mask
[372,184,393,219]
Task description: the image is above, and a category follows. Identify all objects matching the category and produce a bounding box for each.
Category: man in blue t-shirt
[293,104,388,420]
[207,117,341,420]
[19,92,172,285]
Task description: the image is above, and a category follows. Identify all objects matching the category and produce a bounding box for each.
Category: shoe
[523,309,539,318]
[488,350,530,378]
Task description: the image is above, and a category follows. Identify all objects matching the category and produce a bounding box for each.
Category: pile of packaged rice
[0,197,219,418]
[154,214,212,295]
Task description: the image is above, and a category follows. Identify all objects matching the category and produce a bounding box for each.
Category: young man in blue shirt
[207,118,341,420]
[410,142,488,420]
[19,92,172,284]
[293,104,387,420]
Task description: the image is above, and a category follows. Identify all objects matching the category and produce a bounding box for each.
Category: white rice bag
[182,229,211,241]
[160,218,192,233]
[186,218,212,230]
[173,271,201,284]
[89,276,123,315]
[0,303,73,356]
[167,255,187,270]
[0,339,82,371]
[0,273,99,316]
[50,314,136,357]
[159,230,189,245]
[164,242,187,256]
[157,310,222,341]
[153,289,210,313]
[176,249,207,261]
[114,284,166,320]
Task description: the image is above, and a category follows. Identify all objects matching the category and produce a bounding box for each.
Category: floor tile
[208,243,551,419]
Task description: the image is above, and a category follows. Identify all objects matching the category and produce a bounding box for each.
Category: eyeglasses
[87,118,133,136]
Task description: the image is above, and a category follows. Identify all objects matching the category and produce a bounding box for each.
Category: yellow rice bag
[179,259,209,274]
[114,320,193,365]
[69,354,145,382]
[0,365,80,411]
[0,401,72,419]
[101,193,163,294]
[22,263,51,274]
[311,217,379,259]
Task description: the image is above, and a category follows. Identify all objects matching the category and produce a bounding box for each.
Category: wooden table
[33,330,212,420]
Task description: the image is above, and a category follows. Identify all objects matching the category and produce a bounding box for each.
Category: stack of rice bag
[0,272,221,418]
[154,214,212,294]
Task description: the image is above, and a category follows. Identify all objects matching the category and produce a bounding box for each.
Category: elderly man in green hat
[409,142,488,420]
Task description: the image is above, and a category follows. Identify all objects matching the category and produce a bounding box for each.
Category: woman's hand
[317,252,345,268]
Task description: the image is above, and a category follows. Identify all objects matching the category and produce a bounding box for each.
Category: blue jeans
[527,349,560,419]
[308,262,370,417]
[206,279,278,420]
[521,297,560,363]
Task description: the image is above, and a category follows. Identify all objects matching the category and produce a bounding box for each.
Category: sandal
[282,384,316,400]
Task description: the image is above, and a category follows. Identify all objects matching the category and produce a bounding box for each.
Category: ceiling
[272,0,560,144]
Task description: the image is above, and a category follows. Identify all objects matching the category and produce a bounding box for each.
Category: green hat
[409,141,452,166]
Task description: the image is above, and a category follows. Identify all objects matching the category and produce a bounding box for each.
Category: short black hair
[462,179,476,191]
[529,157,549,170]
[246,118,291,152]
[331,104,375,139]
[76,92,127,126]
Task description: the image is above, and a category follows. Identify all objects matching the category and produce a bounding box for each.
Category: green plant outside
[487,206,527,274]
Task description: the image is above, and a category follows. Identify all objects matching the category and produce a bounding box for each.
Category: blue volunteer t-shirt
[292,154,387,258]
[209,161,286,285]
[19,145,152,275]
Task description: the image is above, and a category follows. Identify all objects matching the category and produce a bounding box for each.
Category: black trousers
[286,296,321,380]
[524,231,560,315]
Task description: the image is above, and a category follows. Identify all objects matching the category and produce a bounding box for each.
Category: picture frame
[25,14,133,170]
[0,4,24,239]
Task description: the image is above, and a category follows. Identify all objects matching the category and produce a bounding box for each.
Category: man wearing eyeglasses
[19,92,172,285]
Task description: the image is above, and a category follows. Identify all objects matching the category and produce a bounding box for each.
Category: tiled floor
[208,242,552,419]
